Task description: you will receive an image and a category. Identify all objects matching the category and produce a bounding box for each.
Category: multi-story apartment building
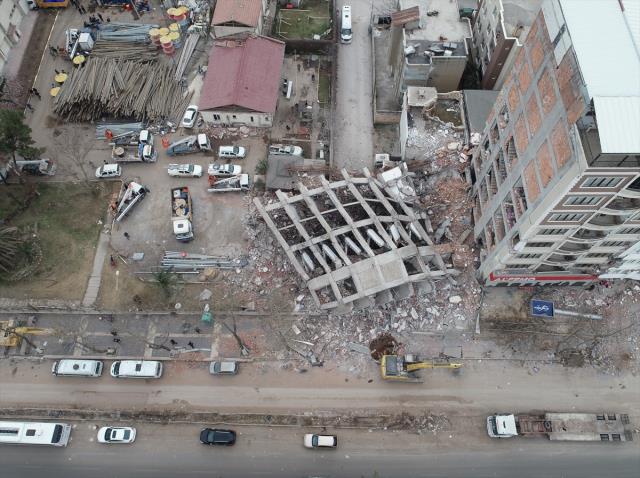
[0,0,29,73]
[471,0,640,286]
[471,0,543,90]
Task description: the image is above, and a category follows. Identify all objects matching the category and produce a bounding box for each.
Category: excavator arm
[406,361,463,372]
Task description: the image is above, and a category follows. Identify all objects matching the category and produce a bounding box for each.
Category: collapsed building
[254,166,459,311]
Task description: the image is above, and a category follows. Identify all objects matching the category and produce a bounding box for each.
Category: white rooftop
[400,0,472,41]
[560,0,640,98]
[560,0,640,153]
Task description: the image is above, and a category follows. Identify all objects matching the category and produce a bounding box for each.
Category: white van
[95,163,122,179]
[341,6,353,44]
[218,145,246,159]
[110,360,163,379]
[52,359,104,378]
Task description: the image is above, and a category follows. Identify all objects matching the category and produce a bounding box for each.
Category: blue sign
[531,300,554,318]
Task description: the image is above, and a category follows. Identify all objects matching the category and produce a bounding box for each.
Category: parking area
[109,132,266,263]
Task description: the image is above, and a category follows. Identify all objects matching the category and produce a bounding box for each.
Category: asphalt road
[0,423,638,478]
[2,358,638,415]
[334,0,375,171]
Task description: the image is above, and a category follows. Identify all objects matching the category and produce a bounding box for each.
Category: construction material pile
[54,58,191,122]
[161,252,249,271]
[91,40,159,61]
[97,22,159,43]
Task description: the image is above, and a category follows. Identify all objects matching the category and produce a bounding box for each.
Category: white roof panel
[559,0,640,98]
[593,96,640,154]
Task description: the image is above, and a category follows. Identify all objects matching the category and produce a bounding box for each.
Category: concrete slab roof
[400,0,472,41]
[463,89,500,133]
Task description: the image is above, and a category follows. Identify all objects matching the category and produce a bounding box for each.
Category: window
[517,253,542,259]
[618,227,640,234]
[563,196,602,206]
[600,434,610,441]
[581,177,623,188]
[232,115,237,119]
[612,434,621,441]
[0,428,19,435]
[597,414,605,420]
[548,213,585,222]
[526,242,553,248]
[587,253,609,258]
[608,415,617,421]
[250,116,254,122]
[538,228,569,235]
[213,114,221,121]
[601,241,627,247]
[26,429,36,437]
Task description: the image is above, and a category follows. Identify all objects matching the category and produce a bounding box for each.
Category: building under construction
[255,166,458,311]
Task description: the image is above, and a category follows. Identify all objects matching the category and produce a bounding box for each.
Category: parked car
[95,163,121,179]
[167,164,203,178]
[199,428,236,446]
[218,146,246,159]
[97,426,136,444]
[303,434,337,449]
[209,361,239,375]
[208,163,242,177]
[182,105,199,128]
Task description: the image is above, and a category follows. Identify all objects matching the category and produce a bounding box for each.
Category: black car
[200,428,236,446]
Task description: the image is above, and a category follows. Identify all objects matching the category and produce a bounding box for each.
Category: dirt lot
[0,183,112,300]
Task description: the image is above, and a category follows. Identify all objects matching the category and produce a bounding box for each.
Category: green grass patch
[274,0,332,39]
[0,183,110,293]
[318,70,331,103]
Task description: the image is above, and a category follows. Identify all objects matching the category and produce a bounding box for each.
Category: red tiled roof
[199,36,285,114]
[212,0,263,28]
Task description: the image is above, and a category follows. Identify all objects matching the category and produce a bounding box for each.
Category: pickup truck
[269,144,303,156]
[207,174,251,193]
[167,134,211,156]
[207,163,242,178]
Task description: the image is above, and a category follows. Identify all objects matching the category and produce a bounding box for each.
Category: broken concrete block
[348,342,370,354]
[198,289,212,301]
[449,295,462,304]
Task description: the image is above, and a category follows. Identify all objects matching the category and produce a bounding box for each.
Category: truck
[487,413,633,442]
[207,174,251,193]
[14,158,57,176]
[110,130,157,162]
[167,134,211,156]
[115,181,148,222]
[171,187,194,242]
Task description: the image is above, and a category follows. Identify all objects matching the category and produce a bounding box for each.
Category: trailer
[167,134,211,156]
[487,412,633,442]
[115,181,148,222]
[207,174,251,193]
[171,187,194,242]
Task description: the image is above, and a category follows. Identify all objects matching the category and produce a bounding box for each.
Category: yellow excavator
[380,354,463,382]
[0,320,51,348]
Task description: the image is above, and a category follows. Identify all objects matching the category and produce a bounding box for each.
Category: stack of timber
[53,58,192,122]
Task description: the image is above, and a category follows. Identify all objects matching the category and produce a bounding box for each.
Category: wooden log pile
[53,58,192,122]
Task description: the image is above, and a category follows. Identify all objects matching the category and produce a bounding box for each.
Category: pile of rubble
[387,412,451,434]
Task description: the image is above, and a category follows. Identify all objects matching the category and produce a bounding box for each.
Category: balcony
[603,197,640,212]
[570,229,607,242]
[583,214,626,230]
[557,241,591,254]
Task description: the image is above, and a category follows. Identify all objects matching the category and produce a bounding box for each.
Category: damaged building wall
[255,166,459,311]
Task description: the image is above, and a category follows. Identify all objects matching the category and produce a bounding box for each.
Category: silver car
[209,361,239,375]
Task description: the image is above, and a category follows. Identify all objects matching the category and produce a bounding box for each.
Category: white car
[97,426,136,444]
[168,164,203,178]
[208,163,242,177]
[95,164,121,179]
[303,434,337,449]
[182,105,199,128]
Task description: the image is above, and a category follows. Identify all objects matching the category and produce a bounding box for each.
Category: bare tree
[220,318,251,356]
